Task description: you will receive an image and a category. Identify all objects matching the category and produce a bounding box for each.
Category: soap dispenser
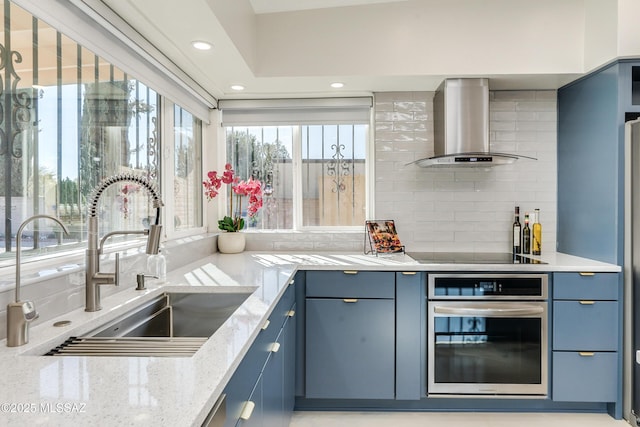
[147,249,166,282]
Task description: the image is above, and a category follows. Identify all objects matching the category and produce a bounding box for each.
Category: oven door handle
[433,305,544,317]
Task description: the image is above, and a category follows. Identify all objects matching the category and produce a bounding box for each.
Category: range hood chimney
[410,78,536,167]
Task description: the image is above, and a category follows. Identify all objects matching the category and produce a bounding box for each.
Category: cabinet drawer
[553,301,618,351]
[306,271,394,298]
[552,351,617,402]
[552,272,619,300]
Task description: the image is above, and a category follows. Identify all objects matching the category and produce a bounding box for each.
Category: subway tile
[393,121,427,132]
[394,101,427,113]
[493,91,537,101]
[375,101,395,112]
[375,111,414,122]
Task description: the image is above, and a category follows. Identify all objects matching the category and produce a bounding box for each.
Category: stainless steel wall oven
[428,273,549,396]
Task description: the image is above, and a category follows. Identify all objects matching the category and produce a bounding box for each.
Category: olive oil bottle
[532,208,542,255]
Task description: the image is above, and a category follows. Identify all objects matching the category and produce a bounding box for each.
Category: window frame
[222,121,374,232]
[161,99,207,241]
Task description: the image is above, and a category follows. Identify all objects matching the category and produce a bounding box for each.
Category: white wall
[255,0,585,78]
[374,90,557,252]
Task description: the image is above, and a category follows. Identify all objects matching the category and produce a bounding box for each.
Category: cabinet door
[395,272,424,400]
[282,304,296,426]
[262,335,284,427]
[236,375,262,427]
[262,303,296,427]
[305,298,395,399]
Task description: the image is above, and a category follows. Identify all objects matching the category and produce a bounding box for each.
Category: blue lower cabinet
[395,272,424,400]
[305,297,395,399]
[282,304,296,425]
[224,285,296,427]
[262,336,284,427]
[552,351,617,402]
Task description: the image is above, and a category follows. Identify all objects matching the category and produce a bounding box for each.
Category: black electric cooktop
[406,252,547,265]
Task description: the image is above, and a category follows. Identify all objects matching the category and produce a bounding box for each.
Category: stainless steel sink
[45,291,252,357]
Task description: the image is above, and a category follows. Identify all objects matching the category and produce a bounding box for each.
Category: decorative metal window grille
[0,0,167,258]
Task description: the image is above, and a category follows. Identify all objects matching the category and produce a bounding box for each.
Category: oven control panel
[428,273,548,300]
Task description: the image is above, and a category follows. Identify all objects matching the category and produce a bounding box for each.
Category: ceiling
[248,0,411,14]
[99,0,593,101]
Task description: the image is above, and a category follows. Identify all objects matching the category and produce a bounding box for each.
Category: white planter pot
[217,232,246,254]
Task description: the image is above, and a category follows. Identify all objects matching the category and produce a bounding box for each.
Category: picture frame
[364,219,405,255]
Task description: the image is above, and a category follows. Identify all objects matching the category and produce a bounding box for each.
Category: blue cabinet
[305,270,395,399]
[236,375,263,427]
[551,272,621,404]
[395,271,425,400]
[223,279,297,427]
[558,60,640,265]
[553,352,618,403]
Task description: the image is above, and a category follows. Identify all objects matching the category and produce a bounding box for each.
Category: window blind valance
[13,0,215,123]
[219,97,373,126]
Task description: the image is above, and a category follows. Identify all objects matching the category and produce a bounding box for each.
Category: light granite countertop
[0,251,621,426]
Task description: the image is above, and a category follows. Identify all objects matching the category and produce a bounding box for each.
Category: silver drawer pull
[270,342,281,353]
[579,272,595,276]
[579,300,595,305]
[261,320,270,330]
[401,271,417,275]
[343,270,359,275]
[343,298,358,303]
[287,310,295,317]
[579,352,595,357]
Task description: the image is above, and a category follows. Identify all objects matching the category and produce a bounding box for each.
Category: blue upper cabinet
[558,60,640,265]
[558,63,620,264]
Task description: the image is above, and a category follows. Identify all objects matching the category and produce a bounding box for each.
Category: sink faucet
[85,173,163,312]
[7,215,69,347]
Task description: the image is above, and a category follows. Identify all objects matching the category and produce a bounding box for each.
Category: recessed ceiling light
[330,82,344,88]
[191,40,212,51]
[231,85,245,91]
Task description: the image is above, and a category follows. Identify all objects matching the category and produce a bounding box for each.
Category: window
[226,126,294,229]
[301,125,367,227]
[0,0,203,263]
[224,122,369,229]
[219,98,371,230]
[170,104,203,231]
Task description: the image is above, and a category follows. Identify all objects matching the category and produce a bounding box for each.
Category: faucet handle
[6,300,39,347]
[114,253,120,287]
[22,301,39,321]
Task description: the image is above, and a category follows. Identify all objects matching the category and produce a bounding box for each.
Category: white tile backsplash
[374,90,557,253]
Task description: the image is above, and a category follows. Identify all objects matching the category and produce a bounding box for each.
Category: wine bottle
[532,208,542,255]
[512,206,522,254]
[522,213,531,255]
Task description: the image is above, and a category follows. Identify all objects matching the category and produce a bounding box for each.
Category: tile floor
[289,411,632,427]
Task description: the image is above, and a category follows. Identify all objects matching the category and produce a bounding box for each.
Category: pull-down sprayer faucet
[85,173,163,312]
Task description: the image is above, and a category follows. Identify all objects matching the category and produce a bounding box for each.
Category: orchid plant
[203,163,263,232]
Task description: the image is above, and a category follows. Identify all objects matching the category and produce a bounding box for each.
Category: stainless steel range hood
[410,78,536,167]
